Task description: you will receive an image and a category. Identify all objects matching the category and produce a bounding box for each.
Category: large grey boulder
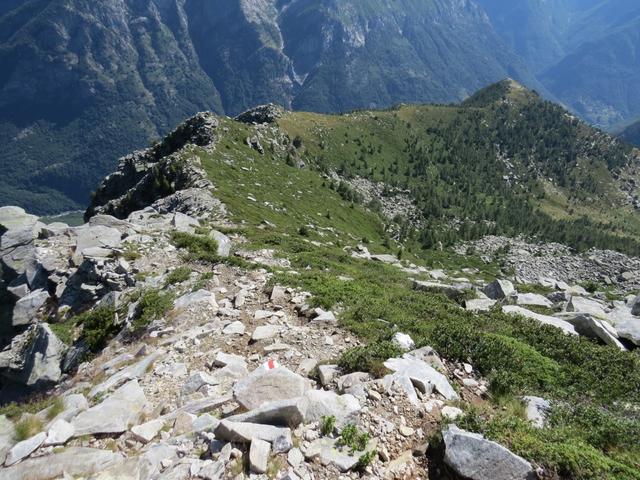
[73,225,122,256]
[483,279,515,300]
[72,380,147,436]
[227,390,361,429]
[443,425,535,480]
[465,298,497,312]
[566,296,607,318]
[297,390,361,427]
[556,312,626,350]
[516,293,553,308]
[233,366,309,410]
[0,207,38,232]
[0,323,66,388]
[503,306,577,336]
[11,289,49,326]
[607,307,640,346]
[0,447,125,480]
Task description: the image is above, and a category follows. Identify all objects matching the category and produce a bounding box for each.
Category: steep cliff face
[0,0,541,215]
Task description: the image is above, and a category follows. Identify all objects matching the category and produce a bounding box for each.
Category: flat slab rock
[214,420,291,444]
[0,447,125,480]
[233,366,309,410]
[443,425,535,480]
[502,306,577,336]
[72,380,147,436]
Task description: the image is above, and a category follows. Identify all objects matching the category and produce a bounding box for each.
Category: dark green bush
[79,306,119,352]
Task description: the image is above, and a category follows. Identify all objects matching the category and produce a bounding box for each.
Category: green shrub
[338,424,370,454]
[171,231,219,264]
[131,289,174,332]
[338,341,402,378]
[165,266,192,285]
[79,307,119,352]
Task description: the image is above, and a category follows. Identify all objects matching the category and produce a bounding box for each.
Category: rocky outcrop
[235,104,284,125]
[0,324,66,390]
[85,112,221,221]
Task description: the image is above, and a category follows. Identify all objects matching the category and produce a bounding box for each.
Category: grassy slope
[196,115,640,479]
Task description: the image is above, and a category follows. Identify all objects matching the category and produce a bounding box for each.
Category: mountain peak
[462,78,540,107]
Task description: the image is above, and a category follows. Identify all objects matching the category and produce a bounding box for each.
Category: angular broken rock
[312,309,337,323]
[392,332,415,351]
[566,296,607,318]
[522,396,550,429]
[556,312,626,350]
[182,371,218,395]
[227,398,302,426]
[233,366,308,410]
[384,354,459,404]
[174,289,218,311]
[4,432,46,466]
[44,419,75,446]
[214,420,291,444]
[483,279,515,300]
[516,293,553,308]
[72,380,147,436]
[297,390,361,427]
[318,364,339,386]
[210,230,231,257]
[131,419,165,443]
[304,436,377,472]
[465,298,497,312]
[251,325,281,342]
[0,323,66,388]
[222,321,245,336]
[443,425,534,480]
[250,438,271,474]
[11,289,50,326]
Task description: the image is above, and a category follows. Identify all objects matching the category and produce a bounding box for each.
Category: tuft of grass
[14,416,43,441]
[320,415,336,436]
[46,397,65,421]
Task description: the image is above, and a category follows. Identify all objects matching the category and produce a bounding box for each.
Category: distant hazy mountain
[479,0,640,128]
[0,0,542,214]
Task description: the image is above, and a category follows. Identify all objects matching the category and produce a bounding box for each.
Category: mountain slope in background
[0,0,542,214]
[0,0,222,213]
[479,0,640,128]
[620,120,640,147]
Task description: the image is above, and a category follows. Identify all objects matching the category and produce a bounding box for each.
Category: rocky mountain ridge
[0,107,639,478]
